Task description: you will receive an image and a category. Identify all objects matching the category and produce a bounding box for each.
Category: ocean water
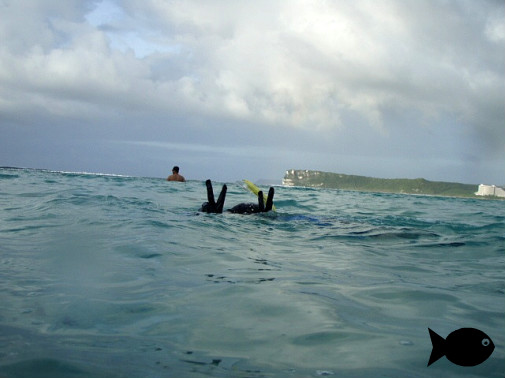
[0,167,503,378]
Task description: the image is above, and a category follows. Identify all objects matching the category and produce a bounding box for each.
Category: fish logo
[427,328,495,367]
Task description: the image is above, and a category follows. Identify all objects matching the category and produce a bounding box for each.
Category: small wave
[139,253,163,259]
[0,173,19,179]
[367,229,438,240]
[45,169,134,178]
[414,241,466,248]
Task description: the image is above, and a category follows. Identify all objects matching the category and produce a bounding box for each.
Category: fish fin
[427,328,446,366]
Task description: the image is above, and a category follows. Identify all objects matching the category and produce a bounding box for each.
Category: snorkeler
[200,180,274,214]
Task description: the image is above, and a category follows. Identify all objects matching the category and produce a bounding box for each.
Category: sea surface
[0,167,503,378]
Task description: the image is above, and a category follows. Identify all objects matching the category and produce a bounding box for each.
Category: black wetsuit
[200,180,274,214]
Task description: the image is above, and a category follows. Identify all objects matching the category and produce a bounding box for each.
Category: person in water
[167,166,186,182]
[200,180,274,214]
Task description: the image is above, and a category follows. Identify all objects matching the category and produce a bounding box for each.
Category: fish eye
[482,338,490,347]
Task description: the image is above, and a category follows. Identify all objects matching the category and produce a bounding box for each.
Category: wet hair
[172,166,180,173]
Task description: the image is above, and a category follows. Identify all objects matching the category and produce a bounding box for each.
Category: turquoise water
[0,167,503,378]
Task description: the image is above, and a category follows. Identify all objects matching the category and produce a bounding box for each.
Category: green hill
[283,170,478,197]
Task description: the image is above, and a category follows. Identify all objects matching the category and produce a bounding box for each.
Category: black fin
[427,328,446,366]
[216,185,227,214]
[206,180,216,207]
[265,187,274,212]
[257,191,264,212]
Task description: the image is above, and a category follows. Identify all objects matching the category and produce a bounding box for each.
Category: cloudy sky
[1,0,503,184]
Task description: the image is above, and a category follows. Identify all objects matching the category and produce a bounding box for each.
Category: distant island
[282,169,503,199]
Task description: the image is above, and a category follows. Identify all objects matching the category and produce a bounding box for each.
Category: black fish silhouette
[427,328,495,367]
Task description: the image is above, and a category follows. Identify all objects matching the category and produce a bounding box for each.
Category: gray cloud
[0,0,503,183]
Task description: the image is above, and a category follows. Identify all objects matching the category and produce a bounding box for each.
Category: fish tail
[427,328,446,366]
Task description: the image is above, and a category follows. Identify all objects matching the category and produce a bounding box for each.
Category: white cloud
[2,1,503,128]
[0,0,503,183]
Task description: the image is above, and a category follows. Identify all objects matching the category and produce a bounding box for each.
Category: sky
[1,0,504,184]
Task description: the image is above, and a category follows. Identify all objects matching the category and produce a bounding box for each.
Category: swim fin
[257,191,264,212]
[265,187,274,212]
[206,179,216,209]
[216,184,227,214]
